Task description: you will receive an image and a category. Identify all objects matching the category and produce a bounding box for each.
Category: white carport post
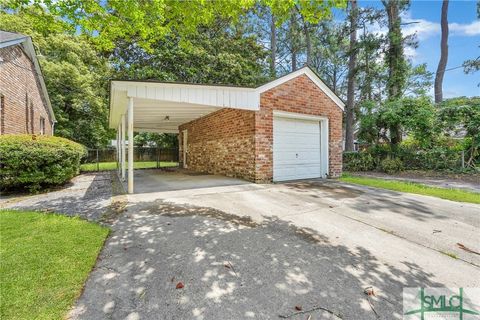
[127,97,134,194]
[116,128,119,174]
[121,114,126,181]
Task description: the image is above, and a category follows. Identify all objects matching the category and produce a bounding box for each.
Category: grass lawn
[340,174,480,204]
[0,210,109,320]
[80,161,178,172]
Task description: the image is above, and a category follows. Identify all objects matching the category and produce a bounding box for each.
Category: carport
[110,67,344,194]
[109,80,260,194]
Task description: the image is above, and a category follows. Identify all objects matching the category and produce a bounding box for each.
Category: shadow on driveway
[3,172,114,221]
[70,199,442,320]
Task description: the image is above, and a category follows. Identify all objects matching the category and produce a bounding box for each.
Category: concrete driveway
[68,171,480,320]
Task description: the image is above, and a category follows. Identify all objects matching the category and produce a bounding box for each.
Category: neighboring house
[0,30,55,136]
[109,66,344,192]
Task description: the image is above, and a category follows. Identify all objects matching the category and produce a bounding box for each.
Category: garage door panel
[274,133,319,146]
[273,116,322,181]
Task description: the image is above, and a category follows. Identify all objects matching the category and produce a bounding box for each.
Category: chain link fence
[81,147,179,172]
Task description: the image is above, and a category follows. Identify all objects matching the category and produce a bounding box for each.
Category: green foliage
[134,133,178,148]
[0,9,113,148]
[4,0,345,51]
[399,147,462,171]
[112,22,268,86]
[357,97,437,147]
[0,135,86,192]
[437,97,480,167]
[379,158,404,174]
[343,152,375,171]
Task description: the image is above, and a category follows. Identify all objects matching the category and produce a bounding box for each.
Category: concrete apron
[128,178,480,286]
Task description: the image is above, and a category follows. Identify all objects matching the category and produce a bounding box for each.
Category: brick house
[0,31,55,136]
[109,67,344,193]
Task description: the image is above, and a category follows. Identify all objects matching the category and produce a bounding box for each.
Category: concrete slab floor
[70,173,480,320]
[121,169,251,194]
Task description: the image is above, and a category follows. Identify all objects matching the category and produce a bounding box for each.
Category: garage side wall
[178,108,256,181]
[255,74,343,182]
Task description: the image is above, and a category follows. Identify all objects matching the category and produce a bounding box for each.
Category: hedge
[0,134,86,192]
[343,152,375,171]
[343,146,464,173]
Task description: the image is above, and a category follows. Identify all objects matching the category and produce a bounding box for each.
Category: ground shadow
[3,172,114,221]
[70,199,444,320]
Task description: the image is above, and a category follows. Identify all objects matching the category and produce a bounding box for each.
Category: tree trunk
[434,0,449,104]
[290,14,297,71]
[345,0,358,151]
[303,21,312,66]
[384,0,404,100]
[383,0,407,145]
[270,13,277,77]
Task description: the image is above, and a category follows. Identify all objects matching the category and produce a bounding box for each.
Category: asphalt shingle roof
[0,30,27,45]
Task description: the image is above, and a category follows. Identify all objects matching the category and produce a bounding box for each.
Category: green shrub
[343,152,375,171]
[0,134,86,192]
[398,147,461,170]
[380,158,404,174]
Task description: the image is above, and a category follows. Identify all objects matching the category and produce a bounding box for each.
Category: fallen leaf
[295,305,302,311]
[364,287,375,296]
[176,282,184,289]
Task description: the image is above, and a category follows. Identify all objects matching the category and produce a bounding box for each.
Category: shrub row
[0,134,86,192]
[343,146,463,173]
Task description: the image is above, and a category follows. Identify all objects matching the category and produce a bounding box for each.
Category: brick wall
[177,74,343,182]
[255,74,343,181]
[178,108,256,180]
[0,45,53,136]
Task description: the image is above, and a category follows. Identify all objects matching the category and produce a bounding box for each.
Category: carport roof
[109,66,345,132]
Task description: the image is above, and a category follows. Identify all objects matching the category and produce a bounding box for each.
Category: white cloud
[450,21,480,36]
[404,46,418,60]
[402,18,440,41]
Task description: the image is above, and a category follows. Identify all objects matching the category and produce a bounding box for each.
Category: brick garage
[110,66,344,193]
[178,68,344,182]
[0,31,55,136]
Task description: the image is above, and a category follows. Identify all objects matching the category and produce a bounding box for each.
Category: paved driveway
[66,172,480,320]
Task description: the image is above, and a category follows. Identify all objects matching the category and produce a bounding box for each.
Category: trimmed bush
[0,134,86,192]
[343,152,375,171]
[380,158,404,174]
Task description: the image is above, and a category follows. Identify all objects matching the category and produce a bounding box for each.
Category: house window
[40,117,45,135]
[0,95,4,135]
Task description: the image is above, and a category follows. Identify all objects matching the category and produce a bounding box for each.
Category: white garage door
[273,116,322,181]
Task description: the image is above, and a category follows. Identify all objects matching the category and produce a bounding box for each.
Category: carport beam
[127,97,134,194]
[121,114,126,181]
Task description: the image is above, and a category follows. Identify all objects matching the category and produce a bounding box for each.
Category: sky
[355,0,480,98]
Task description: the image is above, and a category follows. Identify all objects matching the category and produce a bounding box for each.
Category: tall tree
[289,12,299,71]
[434,0,449,104]
[270,12,277,77]
[345,0,358,151]
[0,8,112,148]
[382,0,409,145]
[5,0,346,51]
[111,20,268,87]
